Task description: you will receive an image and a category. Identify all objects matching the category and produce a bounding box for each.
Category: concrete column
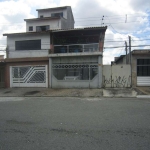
[50,44,54,53]
[132,56,136,87]
[99,32,105,52]
[98,56,102,88]
[49,58,52,88]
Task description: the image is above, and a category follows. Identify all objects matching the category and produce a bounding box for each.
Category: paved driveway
[0,97,150,150]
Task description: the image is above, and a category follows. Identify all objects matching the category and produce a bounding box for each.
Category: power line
[2,44,150,52]
[75,21,143,27]
[0,14,148,25]
[131,39,150,41]
[74,14,149,19]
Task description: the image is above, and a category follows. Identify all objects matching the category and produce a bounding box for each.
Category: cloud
[0,0,150,62]
[128,0,150,11]
[0,0,32,52]
[20,0,58,9]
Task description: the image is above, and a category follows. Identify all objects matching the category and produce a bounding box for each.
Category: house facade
[3,6,107,88]
[112,50,150,87]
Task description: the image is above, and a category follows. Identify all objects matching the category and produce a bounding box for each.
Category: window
[15,40,41,50]
[51,12,63,17]
[36,25,49,32]
[53,64,98,80]
[137,59,150,76]
[29,26,33,31]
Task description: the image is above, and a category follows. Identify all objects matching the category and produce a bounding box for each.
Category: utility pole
[129,36,131,64]
[125,41,127,64]
[128,36,132,87]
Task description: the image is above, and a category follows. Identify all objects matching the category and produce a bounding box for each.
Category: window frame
[29,26,33,31]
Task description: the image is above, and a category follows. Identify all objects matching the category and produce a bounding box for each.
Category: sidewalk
[0,87,148,98]
[0,88,103,97]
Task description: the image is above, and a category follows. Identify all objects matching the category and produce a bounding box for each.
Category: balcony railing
[53,43,99,54]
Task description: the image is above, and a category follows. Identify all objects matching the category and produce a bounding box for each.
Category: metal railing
[53,43,99,54]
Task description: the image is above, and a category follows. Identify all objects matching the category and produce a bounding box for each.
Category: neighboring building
[111,55,126,65]
[3,6,107,88]
[112,50,150,87]
[0,55,4,60]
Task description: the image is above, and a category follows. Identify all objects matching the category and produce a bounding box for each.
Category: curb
[137,95,150,98]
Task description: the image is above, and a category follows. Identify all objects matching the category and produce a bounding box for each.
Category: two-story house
[3,6,107,88]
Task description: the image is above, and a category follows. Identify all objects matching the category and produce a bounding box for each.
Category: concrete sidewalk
[0,87,146,98]
[0,88,103,97]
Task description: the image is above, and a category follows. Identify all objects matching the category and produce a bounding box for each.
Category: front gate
[10,65,48,87]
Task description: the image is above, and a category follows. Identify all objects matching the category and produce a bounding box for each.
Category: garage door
[10,65,48,87]
[137,77,150,86]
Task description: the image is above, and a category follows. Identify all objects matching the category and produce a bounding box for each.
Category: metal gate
[10,65,48,87]
[52,63,99,88]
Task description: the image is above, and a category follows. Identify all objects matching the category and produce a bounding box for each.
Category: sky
[0,0,150,64]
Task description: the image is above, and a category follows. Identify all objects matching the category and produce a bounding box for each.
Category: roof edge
[24,16,60,21]
[36,6,69,11]
[3,26,107,36]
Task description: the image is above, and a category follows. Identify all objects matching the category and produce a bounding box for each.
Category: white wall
[103,65,131,88]
[67,7,74,28]
[26,19,61,32]
[26,7,74,31]
[7,33,50,58]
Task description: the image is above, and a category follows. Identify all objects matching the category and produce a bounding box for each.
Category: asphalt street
[0,97,150,150]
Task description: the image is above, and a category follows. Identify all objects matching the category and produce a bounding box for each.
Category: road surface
[0,97,150,150]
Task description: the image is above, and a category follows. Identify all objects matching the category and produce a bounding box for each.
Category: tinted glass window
[51,12,63,17]
[29,26,33,31]
[15,40,41,50]
[36,25,49,32]
[137,59,150,65]
[137,59,150,76]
